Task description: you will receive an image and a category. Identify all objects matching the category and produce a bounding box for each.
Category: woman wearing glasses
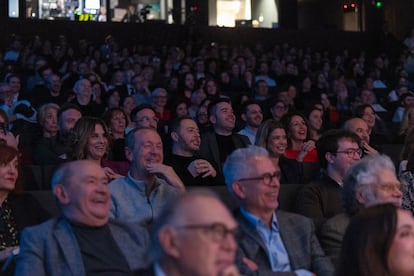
[255,119,304,185]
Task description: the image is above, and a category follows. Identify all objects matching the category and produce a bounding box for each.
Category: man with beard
[199,98,250,180]
[165,117,220,186]
[238,101,263,145]
[109,127,185,226]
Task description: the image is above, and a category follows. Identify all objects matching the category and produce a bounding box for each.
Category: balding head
[343,117,370,144]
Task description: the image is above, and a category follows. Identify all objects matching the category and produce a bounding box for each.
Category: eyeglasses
[238,171,280,185]
[376,182,403,193]
[175,223,238,242]
[335,148,363,158]
[135,116,159,124]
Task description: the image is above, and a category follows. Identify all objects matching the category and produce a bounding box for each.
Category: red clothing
[155,110,171,122]
[284,148,318,162]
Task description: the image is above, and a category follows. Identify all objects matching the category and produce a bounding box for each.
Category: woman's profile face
[0,156,18,192]
[388,209,414,276]
[308,109,323,131]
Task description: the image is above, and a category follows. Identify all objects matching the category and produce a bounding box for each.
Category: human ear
[159,227,181,258]
[232,181,247,200]
[53,184,70,205]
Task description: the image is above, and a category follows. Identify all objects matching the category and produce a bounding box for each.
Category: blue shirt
[240,208,312,276]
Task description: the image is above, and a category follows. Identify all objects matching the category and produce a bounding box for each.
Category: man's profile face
[176,119,200,152]
[59,108,82,133]
[347,118,370,144]
[170,196,238,276]
[128,129,163,171]
[60,161,110,226]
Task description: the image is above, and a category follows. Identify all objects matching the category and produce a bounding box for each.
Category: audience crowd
[1,28,414,275]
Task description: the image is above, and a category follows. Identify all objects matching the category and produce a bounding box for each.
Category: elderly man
[70,78,102,117]
[109,127,184,225]
[223,146,334,276]
[343,117,378,155]
[319,154,403,266]
[165,116,220,186]
[135,190,240,276]
[15,160,149,275]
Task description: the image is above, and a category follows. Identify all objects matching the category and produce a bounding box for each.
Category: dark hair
[102,107,129,127]
[130,103,155,122]
[58,103,81,119]
[316,129,360,169]
[280,111,309,148]
[169,116,193,134]
[255,119,285,149]
[240,100,260,115]
[354,104,375,118]
[207,98,232,118]
[0,144,23,193]
[336,204,397,276]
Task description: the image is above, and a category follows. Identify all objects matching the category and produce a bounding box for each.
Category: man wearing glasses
[135,190,241,276]
[223,146,333,276]
[320,154,403,266]
[295,129,362,232]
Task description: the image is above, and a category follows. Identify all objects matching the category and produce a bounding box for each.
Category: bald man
[343,117,378,156]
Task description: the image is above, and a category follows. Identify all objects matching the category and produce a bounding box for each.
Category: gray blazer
[15,217,150,276]
[199,131,250,174]
[235,209,334,276]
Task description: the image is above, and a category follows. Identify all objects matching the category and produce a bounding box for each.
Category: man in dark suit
[15,160,149,275]
[199,98,250,181]
[223,146,334,276]
[135,190,240,276]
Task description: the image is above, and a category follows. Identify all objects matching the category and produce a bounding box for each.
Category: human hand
[0,246,19,262]
[297,140,315,162]
[146,163,185,191]
[103,167,123,181]
[361,141,378,155]
[242,257,258,271]
[187,159,217,178]
[219,264,240,276]
[0,132,19,149]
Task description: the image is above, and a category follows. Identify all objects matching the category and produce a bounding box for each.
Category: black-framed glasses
[238,172,280,185]
[335,148,363,158]
[175,223,238,242]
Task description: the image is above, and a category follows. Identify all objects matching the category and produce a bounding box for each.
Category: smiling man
[199,98,250,181]
[109,127,185,225]
[15,160,149,275]
[223,146,334,276]
[165,116,220,186]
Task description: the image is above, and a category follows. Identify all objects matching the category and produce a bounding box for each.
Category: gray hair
[150,189,220,261]
[342,154,395,215]
[223,145,269,198]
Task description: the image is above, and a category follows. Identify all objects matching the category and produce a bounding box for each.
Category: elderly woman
[71,117,128,179]
[255,119,303,184]
[0,143,50,267]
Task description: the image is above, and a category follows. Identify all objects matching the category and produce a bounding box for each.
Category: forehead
[94,124,105,132]
[62,109,81,118]
[290,115,304,123]
[337,139,358,149]
[70,162,106,182]
[180,119,198,129]
[136,108,155,118]
[377,169,398,183]
[350,119,367,130]
[247,104,261,112]
[246,156,277,176]
[135,129,161,143]
[270,128,286,136]
[216,102,232,111]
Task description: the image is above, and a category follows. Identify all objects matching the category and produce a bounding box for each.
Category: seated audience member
[281,112,318,162]
[255,119,304,184]
[70,79,102,117]
[165,117,220,186]
[392,92,414,124]
[103,107,128,161]
[109,127,184,225]
[237,100,263,145]
[398,129,414,175]
[320,154,402,266]
[129,103,159,132]
[199,98,250,178]
[135,190,240,276]
[336,204,412,276]
[121,96,137,132]
[343,117,378,155]
[399,144,414,216]
[295,130,361,231]
[354,104,390,146]
[15,160,149,275]
[0,144,50,272]
[269,99,289,122]
[33,103,60,165]
[306,106,323,142]
[0,110,18,149]
[223,146,334,276]
[395,105,414,143]
[71,117,127,179]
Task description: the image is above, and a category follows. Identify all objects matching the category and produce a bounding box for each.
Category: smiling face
[174,119,201,153]
[243,104,263,128]
[210,102,235,134]
[234,156,280,221]
[86,124,108,161]
[387,209,414,276]
[267,128,287,157]
[308,109,323,132]
[109,110,126,135]
[288,115,307,142]
[57,161,110,226]
[0,156,18,192]
[127,129,163,173]
[361,106,376,129]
